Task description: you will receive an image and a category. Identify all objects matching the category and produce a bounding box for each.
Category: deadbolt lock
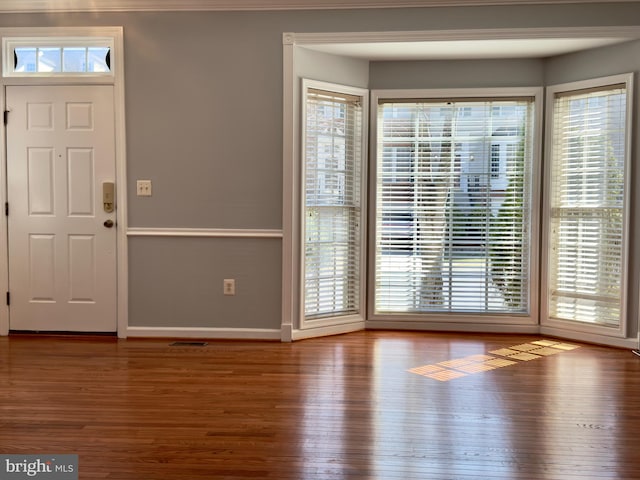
[103,182,115,213]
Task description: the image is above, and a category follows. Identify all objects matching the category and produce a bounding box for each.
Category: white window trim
[368,87,543,327]
[0,26,128,338]
[3,36,115,78]
[299,79,369,331]
[540,72,634,339]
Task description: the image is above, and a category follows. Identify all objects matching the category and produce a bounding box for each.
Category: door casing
[0,26,127,337]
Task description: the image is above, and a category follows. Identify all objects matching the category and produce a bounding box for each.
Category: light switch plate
[136,180,152,196]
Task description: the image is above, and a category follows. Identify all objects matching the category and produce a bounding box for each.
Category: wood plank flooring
[1,331,640,479]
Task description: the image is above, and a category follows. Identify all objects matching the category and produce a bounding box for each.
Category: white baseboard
[291,321,365,341]
[12,322,638,349]
[366,320,539,334]
[126,326,282,340]
[366,321,638,349]
[540,326,638,350]
[281,323,293,342]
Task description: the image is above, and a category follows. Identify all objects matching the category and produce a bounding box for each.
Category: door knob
[104,219,115,228]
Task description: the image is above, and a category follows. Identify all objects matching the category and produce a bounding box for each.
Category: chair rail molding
[126,227,283,238]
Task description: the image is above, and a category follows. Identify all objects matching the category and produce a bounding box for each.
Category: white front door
[6,85,117,332]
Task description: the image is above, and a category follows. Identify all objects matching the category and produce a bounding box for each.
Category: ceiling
[302,37,634,61]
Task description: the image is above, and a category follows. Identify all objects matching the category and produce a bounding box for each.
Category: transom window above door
[3,37,113,77]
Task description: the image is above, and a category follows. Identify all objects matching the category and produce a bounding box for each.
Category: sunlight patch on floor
[408,339,580,382]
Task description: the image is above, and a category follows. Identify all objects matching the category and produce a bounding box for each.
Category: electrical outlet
[223,279,235,296]
[136,180,152,196]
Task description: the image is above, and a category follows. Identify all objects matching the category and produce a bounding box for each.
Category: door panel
[68,149,95,216]
[7,85,116,332]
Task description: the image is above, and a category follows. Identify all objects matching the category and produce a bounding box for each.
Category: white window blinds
[303,86,364,321]
[547,81,629,328]
[375,98,535,314]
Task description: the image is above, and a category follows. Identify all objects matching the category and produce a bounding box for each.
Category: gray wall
[370,58,545,90]
[296,47,369,88]
[1,4,639,334]
[129,237,281,328]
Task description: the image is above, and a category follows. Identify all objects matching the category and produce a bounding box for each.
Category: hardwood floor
[1,331,640,479]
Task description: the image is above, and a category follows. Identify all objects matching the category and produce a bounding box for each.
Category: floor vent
[169,341,208,347]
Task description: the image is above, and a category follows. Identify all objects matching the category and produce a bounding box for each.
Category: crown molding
[1,0,639,13]
[288,26,640,44]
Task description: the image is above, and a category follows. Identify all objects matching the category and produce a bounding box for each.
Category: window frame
[3,36,115,78]
[541,73,633,339]
[368,87,543,328]
[300,79,369,330]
